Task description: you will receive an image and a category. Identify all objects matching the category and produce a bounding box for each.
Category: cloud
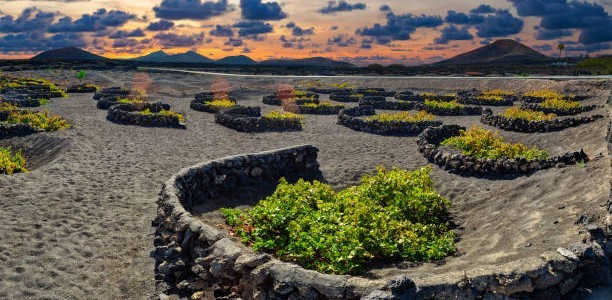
[0,8,55,33]
[154,32,204,47]
[318,1,367,14]
[508,0,612,45]
[0,31,86,51]
[475,10,523,38]
[224,37,243,47]
[434,25,473,44]
[240,0,287,20]
[379,5,391,12]
[210,25,234,37]
[109,28,145,39]
[327,34,356,47]
[291,25,314,36]
[285,21,295,28]
[565,42,611,52]
[444,11,484,25]
[153,0,232,20]
[532,44,552,51]
[233,20,273,37]
[535,28,572,40]
[280,35,309,49]
[470,4,496,14]
[356,12,443,44]
[147,20,174,31]
[48,8,136,32]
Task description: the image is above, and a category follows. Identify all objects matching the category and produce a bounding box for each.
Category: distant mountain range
[28,40,551,68]
[437,39,549,66]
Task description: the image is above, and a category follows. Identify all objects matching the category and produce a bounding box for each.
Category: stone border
[262,95,281,106]
[338,106,442,136]
[0,87,64,100]
[520,95,591,103]
[285,103,345,115]
[93,87,132,100]
[417,124,589,176]
[521,102,598,116]
[329,93,362,102]
[215,106,302,132]
[66,84,98,93]
[0,123,42,139]
[359,98,417,111]
[458,97,514,106]
[1,97,44,107]
[420,103,482,116]
[190,99,236,113]
[480,109,604,133]
[153,145,610,300]
[106,102,185,128]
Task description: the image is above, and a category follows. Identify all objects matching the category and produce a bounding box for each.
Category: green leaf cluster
[441,125,548,160]
[501,107,556,121]
[368,110,435,123]
[424,99,464,109]
[0,147,27,175]
[6,110,70,132]
[221,166,455,275]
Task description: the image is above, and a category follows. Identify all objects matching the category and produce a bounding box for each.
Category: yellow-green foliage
[117,98,145,104]
[6,110,70,132]
[369,110,435,123]
[205,99,236,108]
[577,56,612,75]
[140,108,185,122]
[263,111,304,124]
[0,102,18,112]
[351,93,364,98]
[0,147,27,175]
[540,98,580,110]
[221,166,455,275]
[421,92,457,99]
[302,101,340,108]
[476,94,505,102]
[523,89,564,99]
[501,107,557,121]
[292,90,315,99]
[441,125,548,160]
[482,89,515,97]
[424,99,464,109]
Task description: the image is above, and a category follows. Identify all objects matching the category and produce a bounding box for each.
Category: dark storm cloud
[379,5,391,12]
[109,28,145,39]
[209,25,234,37]
[153,0,232,20]
[444,11,484,25]
[356,12,443,44]
[147,20,174,31]
[318,1,366,14]
[327,34,356,47]
[0,8,55,33]
[285,22,295,28]
[48,8,136,32]
[434,25,473,44]
[240,0,287,20]
[292,25,314,36]
[154,32,204,47]
[475,10,523,38]
[280,35,309,49]
[233,20,273,37]
[535,28,572,40]
[508,0,612,45]
[0,31,86,51]
[470,4,496,14]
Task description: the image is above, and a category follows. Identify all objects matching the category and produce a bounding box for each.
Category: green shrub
[441,125,548,160]
[523,89,563,99]
[204,98,236,108]
[302,101,341,108]
[262,111,304,124]
[424,99,464,109]
[0,102,18,112]
[117,98,145,104]
[292,90,315,99]
[139,108,185,122]
[0,147,27,175]
[368,110,435,123]
[221,166,455,275]
[540,98,580,110]
[501,107,557,121]
[481,89,515,97]
[6,110,70,132]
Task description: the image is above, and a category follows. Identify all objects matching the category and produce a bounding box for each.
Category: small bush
[501,107,557,121]
[6,110,70,132]
[523,89,563,99]
[481,89,515,97]
[369,110,435,123]
[302,101,338,108]
[221,166,455,275]
[0,102,18,112]
[292,90,316,99]
[205,98,236,108]
[117,98,145,104]
[0,147,27,175]
[441,125,548,160]
[263,110,304,124]
[139,108,185,122]
[540,98,580,110]
[424,99,464,109]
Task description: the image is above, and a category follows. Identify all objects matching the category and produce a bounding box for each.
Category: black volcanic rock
[437,39,549,66]
[31,47,107,61]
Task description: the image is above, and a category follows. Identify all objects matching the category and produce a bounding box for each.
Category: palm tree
[557,43,565,59]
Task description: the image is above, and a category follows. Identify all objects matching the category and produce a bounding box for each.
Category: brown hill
[437,39,550,66]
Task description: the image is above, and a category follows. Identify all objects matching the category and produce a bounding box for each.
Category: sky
[0,0,610,65]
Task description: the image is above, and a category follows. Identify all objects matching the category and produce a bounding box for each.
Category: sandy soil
[0,69,609,299]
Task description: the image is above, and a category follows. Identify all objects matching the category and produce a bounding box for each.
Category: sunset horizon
[0,0,610,66]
